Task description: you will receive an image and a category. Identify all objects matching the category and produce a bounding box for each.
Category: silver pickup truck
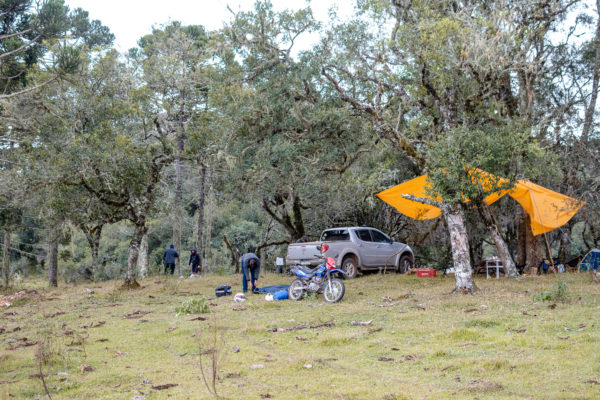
[285,227,414,278]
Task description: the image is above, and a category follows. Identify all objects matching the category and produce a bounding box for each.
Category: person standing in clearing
[163,244,179,275]
[241,252,260,293]
[188,248,201,277]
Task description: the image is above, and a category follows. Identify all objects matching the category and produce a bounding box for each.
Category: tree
[51,186,127,279]
[581,0,600,143]
[0,0,113,285]
[426,124,548,277]
[219,1,374,244]
[9,51,174,287]
[0,0,113,99]
[134,22,211,276]
[320,0,576,291]
[0,199,21,287]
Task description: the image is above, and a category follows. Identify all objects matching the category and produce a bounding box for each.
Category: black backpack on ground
[215,285,232,297]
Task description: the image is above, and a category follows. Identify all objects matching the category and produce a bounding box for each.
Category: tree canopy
[0,0,598,291]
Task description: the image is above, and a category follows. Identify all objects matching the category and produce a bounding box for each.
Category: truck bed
[286,240,346,266]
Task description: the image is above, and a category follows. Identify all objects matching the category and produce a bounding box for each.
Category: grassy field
[1,271,599,400]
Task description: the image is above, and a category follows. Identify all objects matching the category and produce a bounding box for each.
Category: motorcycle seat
[296,265,318,276]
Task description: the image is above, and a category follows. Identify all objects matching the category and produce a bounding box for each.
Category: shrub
[175,297,210,315]
[533,280,568,302]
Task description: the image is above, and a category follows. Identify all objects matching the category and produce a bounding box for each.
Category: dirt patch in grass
[123,310,152,319]
[152,383,178,390]
[266,321,335,332]
[0,289,39,307]
[466,379,504,392]
[6,338,37,350]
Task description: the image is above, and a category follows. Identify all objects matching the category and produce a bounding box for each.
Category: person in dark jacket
[240,252,260,293]
[187,248,201,276]
[296,235,309,243]
[163,244,179,275]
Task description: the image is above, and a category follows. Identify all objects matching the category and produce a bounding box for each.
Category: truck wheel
[397,254,413,274]
[342,257,358,279]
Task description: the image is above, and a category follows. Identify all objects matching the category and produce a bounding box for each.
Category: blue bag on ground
[255,285,289,294]
[273,289,288,300]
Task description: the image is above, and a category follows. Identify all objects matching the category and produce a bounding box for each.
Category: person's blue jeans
[242,262,259,292]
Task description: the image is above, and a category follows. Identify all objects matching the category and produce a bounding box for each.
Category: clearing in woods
[0,273,599,399]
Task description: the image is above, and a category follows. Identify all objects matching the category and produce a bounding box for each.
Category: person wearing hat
[163,244,179,275]
[240,252,260,293]
[188,248,202,277]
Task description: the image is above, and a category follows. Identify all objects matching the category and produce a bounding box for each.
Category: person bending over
[241,252,260,293]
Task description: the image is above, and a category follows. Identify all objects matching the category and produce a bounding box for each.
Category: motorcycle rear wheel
[288,278,305,301]
[323,278,345,303]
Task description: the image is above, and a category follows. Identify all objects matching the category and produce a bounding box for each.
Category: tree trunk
[2,229,10,287]
[518,71,534,122]
[172,130,183,276]
[443,203,476,293]
[291,194,306,241]
[524,213,545,275]
[48,230,58,288]
[516,205,527,266]
[172,191,182,277]
[196,163,207,273]
[470,234,483,267]
[172,88,186,277]
[558,229,570,264]
[477,202,518,277]
[261,193,306,241]
[137,232,149,279]
[83,226,102,280]
[204,167,214,270]
[488,223,518,277]
[223,234,240,274]
[582,0,600,143]
[124,223,146,289]
[257,220,273,270]
[204,197,213,270]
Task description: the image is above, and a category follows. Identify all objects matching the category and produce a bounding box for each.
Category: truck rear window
[321,229,350,241]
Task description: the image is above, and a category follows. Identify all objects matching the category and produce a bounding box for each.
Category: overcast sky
[64,0,355,52]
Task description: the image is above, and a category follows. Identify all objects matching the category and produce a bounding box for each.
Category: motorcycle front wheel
[288,278,305,301]
[323,278,345,303]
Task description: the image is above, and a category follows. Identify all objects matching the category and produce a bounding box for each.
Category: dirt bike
[288,244,346,303]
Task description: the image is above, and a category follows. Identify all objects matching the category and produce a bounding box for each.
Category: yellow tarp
[509,180,583,235]
[376,172,583,236]
[375,175,443,220]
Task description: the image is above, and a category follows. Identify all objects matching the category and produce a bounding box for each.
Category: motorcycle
[288,244,346,303]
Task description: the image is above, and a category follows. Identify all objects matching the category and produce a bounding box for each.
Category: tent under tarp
[376,172,583,236]
[578,249,600,272]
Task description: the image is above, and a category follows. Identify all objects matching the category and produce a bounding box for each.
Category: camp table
[485,258,503,279]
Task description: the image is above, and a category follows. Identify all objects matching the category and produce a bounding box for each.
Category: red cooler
[416,268,436,277]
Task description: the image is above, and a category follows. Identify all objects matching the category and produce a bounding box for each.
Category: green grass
[1,272,599,399]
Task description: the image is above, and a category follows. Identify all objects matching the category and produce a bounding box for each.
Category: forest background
[1,0,599,289]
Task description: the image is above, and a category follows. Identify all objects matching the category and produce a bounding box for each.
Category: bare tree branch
[401,194,442,208]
